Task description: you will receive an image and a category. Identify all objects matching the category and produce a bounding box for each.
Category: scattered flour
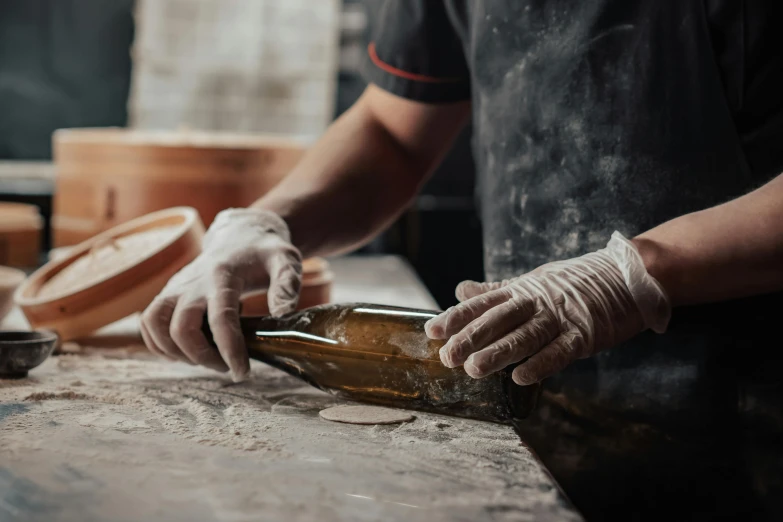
[0,347,579,520]
[25,390,90,401]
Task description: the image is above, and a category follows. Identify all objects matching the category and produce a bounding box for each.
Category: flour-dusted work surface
[0,256,581,522]
[0,359,576,522]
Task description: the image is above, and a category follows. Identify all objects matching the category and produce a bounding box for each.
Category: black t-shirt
[363,0,783,277]
[362,1,783,519]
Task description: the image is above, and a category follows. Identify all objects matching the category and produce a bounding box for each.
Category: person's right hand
[140,208,302,382]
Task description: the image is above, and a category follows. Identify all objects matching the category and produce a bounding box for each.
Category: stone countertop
[0,255,581,522]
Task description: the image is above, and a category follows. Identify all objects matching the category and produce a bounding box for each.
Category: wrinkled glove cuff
[205,208,292,245]
[604,231,671,334]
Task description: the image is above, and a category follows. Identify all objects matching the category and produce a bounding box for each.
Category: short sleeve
[361,0,471,104]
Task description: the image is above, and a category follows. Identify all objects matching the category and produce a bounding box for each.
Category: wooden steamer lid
[0,203,43,268]
[52,128,309,247]
[16,207,204,341]
[46,240,333,318]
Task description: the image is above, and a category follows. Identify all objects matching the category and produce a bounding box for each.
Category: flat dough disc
[318,405,414,425]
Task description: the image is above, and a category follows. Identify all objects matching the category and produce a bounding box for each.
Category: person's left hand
[425,232,671,385]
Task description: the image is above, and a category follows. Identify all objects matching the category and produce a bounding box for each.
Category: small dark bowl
[0,330,58,379]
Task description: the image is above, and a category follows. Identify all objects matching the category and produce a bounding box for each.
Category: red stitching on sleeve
[368,42,464,84]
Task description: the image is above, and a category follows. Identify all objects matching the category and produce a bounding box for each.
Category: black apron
[363,1,783,519]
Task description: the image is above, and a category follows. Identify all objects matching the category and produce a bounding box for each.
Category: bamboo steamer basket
[52,128,308,247]
[0,202,43,268]
[240,257,333,316]
[16,207,204,341]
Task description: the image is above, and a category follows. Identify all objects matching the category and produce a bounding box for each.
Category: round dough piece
[318,405,414,425]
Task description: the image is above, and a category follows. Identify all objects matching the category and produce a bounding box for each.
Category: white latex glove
[425,232,671,386]
[140,208,302,382]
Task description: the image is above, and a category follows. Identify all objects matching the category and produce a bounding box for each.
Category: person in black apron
[142,1,783,519]
[361,2,783,520]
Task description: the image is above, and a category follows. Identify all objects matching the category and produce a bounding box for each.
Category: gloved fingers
[169,296,229,373]
[141,295,189,362]
[455,280,509,302]
[207,270,250,382]
[264,247,303,317]
[439,297,535,368]
[425,287,511,339]
[511,334,575,386]
[163,263,201,290]
[139,318,175,361]
[463,310,560,378]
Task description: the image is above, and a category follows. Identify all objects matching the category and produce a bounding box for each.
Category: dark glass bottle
[207,303,540,424]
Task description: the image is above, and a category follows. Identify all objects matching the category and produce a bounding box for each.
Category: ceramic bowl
[0,330,58,378]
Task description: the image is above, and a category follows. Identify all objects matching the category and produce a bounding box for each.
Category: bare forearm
[253,104,418,257]
[252,86,470,257]
[633,173,783,306]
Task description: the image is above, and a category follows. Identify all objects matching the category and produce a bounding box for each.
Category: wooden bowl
[240,257,333,316]
[0,203,43,268]
[0,266,26,325]
[52,128,308,247]
[16,207,204,341]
